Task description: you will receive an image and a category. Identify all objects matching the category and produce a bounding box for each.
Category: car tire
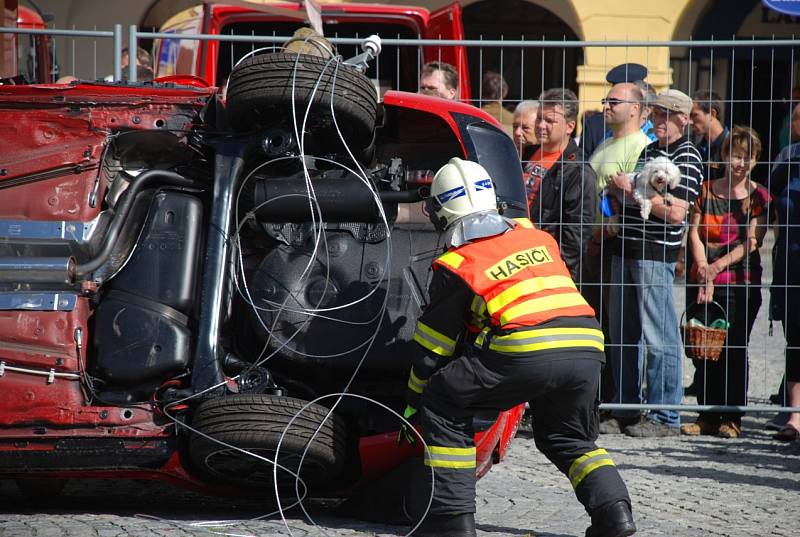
[225,52,377,147]
[187,394,346,492]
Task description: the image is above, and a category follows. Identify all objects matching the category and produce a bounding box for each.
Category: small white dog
[602,156,682,236]
[630,155,682,220]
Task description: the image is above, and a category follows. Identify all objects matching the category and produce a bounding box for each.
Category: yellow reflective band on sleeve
[407,368,428,394]
[470,295,487,318]
[437,251,465,270]
[486,276,577,315]
[486,327,604,354]
[512,218,534,228]
[568,449,616,489]
[499,292,589,326]
[474,327,490,348]
[413,322,457,357]
[424,445,476,469]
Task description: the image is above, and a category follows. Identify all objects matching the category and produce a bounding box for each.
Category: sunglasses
[601,97,637,107]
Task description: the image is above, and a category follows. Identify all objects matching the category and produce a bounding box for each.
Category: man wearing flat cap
[605,89,703,437]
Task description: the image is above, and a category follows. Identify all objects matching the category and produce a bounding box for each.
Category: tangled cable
[139,35,438,537]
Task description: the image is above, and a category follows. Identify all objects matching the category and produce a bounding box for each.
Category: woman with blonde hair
[683,126,771,438]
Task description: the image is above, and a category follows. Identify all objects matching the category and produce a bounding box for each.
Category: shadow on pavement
[613,438,800,491]
[477,523,572,536]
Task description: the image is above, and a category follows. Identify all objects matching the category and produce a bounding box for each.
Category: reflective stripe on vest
[475,326,604,354]
[486,275,576,315]
[433,223,594,330]
[413,321,456,357]
[424,445,476,469]
[568,448,616,489]
[499,292,590,326]
[437,251,465,270]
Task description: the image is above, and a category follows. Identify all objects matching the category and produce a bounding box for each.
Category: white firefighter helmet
[428,158,497,230]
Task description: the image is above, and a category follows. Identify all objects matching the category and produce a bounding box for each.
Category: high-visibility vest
[434,218,595,331]
[409,218,601,381]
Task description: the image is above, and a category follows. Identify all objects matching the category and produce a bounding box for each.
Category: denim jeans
[608,255,683,427]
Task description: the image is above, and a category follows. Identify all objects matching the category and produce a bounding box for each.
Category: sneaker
[624,419,679,437]
[680,420,717,436]
[599,414,641,434]
[717,421,741,439]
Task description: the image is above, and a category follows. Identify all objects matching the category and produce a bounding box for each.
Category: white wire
[232,154,392,315]
[274,392,434,537]
[271,57,435,537]
[228,58,394,363]
[154,39,434,537]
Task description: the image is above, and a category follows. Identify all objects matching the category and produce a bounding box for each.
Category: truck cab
[154,1,470,100]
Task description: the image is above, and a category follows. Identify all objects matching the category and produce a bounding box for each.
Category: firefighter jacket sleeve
[406,266,472,408]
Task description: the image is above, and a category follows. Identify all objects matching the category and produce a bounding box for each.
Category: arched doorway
[462,0,582,106]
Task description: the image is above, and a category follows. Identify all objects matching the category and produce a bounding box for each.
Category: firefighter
[402,157,636,537]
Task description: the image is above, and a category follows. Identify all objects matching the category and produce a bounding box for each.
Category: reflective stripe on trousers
[474,326,604,354]
[568,448,616,489]
[424,445,477,469]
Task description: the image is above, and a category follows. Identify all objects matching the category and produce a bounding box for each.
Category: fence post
[128,25,138,82]
[113,24,122,81]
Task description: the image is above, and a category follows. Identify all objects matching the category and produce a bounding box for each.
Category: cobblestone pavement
[1,419,798,537]
[2,238,798,536]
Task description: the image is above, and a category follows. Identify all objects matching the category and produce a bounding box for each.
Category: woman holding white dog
[684,126,771,438]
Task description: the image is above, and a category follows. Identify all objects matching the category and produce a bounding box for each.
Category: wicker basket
[680,301,728,361]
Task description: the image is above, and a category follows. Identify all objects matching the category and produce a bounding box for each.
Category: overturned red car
[0,41,526,502]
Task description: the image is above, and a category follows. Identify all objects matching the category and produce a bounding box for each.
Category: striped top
[615,136,704,262]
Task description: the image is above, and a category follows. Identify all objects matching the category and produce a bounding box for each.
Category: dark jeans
[785,320,800,382]
[692,283,762,425]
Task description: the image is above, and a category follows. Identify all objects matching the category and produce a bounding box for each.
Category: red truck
[153,1,472,100]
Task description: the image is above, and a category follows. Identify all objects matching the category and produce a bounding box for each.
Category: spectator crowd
[418,60,800,443]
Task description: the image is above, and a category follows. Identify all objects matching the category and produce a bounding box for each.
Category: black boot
[413,513,477,537]
[586,500,636,537]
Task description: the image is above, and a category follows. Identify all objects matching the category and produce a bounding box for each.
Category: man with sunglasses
[605,89,703,437]
[580,63,654,159]
[586,83,651,424]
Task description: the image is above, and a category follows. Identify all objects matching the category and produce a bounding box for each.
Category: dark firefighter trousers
[419,347,631,516]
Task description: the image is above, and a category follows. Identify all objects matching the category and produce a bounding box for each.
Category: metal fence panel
[2,23,799,417]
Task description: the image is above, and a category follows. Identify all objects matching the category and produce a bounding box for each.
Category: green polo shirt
[589,129,651,193]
